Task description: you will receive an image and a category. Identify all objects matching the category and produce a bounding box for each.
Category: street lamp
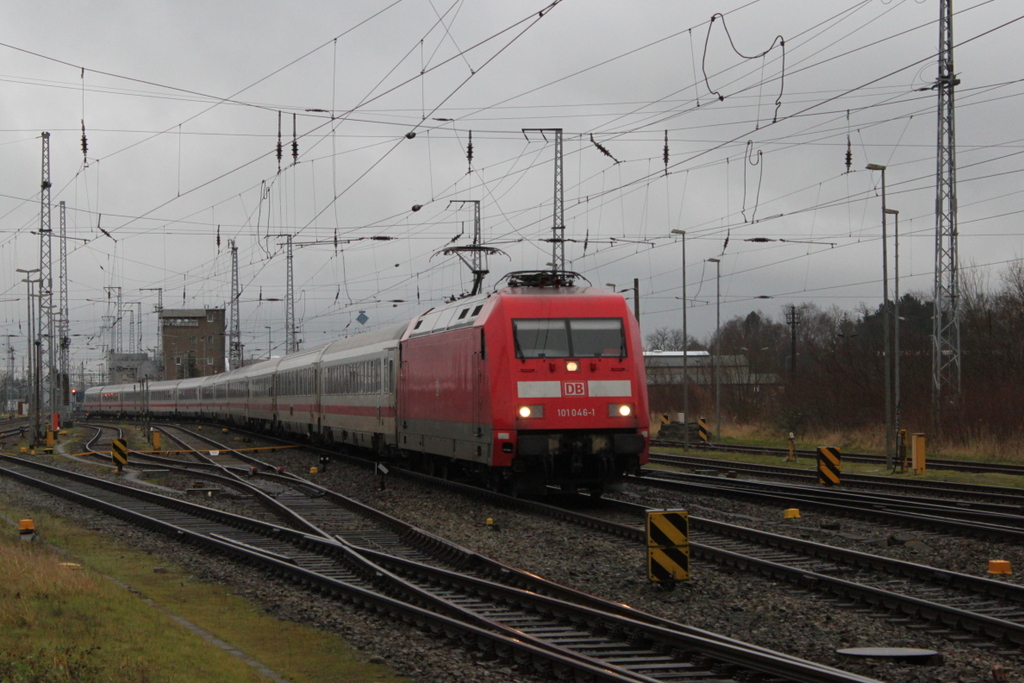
[671,229,690,450]
[16,268,41,445]
[886,207,902,450]
[707,257,721,441]
[866,163,893,470]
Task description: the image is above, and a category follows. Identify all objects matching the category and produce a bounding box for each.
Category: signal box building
[160,308,226,379]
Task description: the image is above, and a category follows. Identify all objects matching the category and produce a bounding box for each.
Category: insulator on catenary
[467,130,474,174]
[663,130,669,175]
[80,120,88,162]
[276,111,283,171]
[292,113,298,164]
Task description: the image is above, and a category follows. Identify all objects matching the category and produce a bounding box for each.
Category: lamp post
[866,163,893,470]
[17,268,41,445]
[887,207,902,449]
[671,229,689,450]
[265,326,272,360]
[707,257,721,441]
[2,334,17,416]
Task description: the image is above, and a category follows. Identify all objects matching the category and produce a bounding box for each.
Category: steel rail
[647,452,1024,505]
[653,438,1024,477]
[0,453,879,683]
[382,465,1024,649]
[632,470,1024,543]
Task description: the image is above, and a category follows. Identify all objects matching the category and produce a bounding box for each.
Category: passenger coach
[84,270,650,494]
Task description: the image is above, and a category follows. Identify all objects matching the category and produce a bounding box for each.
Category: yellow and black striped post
[111,438,128,473]
[816,446,841,486]
[697,418,709,444]
[646,509,689,584]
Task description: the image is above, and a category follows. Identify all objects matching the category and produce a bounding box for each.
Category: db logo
[563,381,586,396]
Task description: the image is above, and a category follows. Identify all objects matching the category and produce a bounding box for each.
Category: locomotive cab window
[513,318,625,359]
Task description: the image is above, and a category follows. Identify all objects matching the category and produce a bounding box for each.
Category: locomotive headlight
[565,360,580,372]
[609,404,633,417]
[518,405,544,418]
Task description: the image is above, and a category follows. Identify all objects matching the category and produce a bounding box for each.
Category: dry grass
[0,499,409,683]
[716,421,1024,461]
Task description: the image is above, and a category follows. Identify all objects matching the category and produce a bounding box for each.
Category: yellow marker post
[646,509,690,584]
[911,433,926,474]
[151,431,161,451]
[816,446,841,486]
[111,438,128,473]
[697,418,709,444]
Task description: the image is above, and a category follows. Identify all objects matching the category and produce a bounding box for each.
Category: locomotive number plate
[556,408,596,417]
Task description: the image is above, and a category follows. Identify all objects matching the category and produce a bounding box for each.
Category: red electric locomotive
[398,271,649,494]
[83,270,649,495]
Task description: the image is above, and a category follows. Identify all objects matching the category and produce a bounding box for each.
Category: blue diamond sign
[356,310,369,325]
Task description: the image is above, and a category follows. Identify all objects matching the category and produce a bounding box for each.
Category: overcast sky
[0,0,1021,374]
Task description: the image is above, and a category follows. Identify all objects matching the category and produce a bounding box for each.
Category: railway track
[411,476,1024,653]
[653,438,1024,477]
[629,468,1024,544]
[0,452,877,683]
[648,452,1024,507]
[72,421,1024,663]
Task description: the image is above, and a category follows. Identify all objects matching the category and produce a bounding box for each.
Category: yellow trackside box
[646,509,689,583]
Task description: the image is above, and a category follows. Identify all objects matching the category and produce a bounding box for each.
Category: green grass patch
[0,497,408,683]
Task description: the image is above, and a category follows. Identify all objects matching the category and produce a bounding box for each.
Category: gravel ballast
[4,435,1023,682]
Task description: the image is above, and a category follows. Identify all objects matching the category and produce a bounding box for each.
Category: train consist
[84,271,650,494]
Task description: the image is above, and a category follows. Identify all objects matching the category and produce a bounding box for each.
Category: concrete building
[107,351,161,384]
[160,308,226,379]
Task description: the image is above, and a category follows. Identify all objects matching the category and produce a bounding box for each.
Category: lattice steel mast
[523,128,564,273]
[38,132,54,419]
[284,234,296,354]
[58,201,69,421]
[933,0,961,424]
[229,240,242,369]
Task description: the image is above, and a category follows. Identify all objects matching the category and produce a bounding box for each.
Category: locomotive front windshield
[513,318,626,358]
